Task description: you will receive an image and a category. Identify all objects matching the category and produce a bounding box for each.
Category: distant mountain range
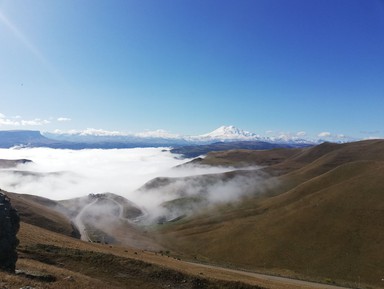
[45,125,315,144]
[0,126,330,154]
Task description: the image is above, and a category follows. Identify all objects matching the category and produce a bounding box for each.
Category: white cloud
[0,148,233,202]
[57,117,71,122]
[21,119,50,126]
[318,131,332,138]
[49,128,126,136]
[52,128,182,138]
[0,148,274,227]
[0,118,18,126]
[0,113,50,127]
[296,131,307,137]
[76,128,125,136]
[364,136,384,140]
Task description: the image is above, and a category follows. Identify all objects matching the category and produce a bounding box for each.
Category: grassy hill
[170,141,308,158]
[3,191,77,237]
[0,219,268,289]
[2,140,384,288]
[1,190,272,289]
[155,140,384,288]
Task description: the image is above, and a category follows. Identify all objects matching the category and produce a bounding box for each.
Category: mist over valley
[1,139,383,289]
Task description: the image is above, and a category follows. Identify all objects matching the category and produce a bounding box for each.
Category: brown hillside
[284,139,384,178]
[4,191,76,237]
[0,221,273,289]
[2,140,384,288]
[157,140,384,288]
[194,148,302,168]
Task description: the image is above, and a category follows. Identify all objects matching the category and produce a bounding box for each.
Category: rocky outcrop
[0,191,20,272]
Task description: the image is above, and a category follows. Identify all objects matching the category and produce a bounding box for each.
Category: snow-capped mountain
[192,125,263,142]
[44,125,319,145]
[0,126,354,151]
[46,125,265,144]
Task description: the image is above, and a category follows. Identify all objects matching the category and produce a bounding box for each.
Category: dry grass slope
[2,140,384,288]
[0,221,266,289]
[157,140,384,288]
[4,192,76,237]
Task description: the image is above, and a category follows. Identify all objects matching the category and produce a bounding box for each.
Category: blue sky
[0,0,383,139]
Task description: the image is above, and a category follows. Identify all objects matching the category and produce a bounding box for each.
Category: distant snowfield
[0,147,233,200]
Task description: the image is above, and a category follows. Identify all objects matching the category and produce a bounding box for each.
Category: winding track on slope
[183,261,351,289]
[73,196,352,288]
[74,196,143,241]
[73,199,98,241]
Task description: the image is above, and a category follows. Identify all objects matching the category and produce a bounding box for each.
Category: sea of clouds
[0,147,234,201]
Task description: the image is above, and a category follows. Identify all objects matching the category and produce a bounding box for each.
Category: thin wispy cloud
[318,132,332,138]
[0,113,50,127]
[296,131,307,137]
[318,132,352,141]
[20,119,50,126]
[52,128,126,136]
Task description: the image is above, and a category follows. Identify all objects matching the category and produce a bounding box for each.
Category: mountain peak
[197,125,260,141]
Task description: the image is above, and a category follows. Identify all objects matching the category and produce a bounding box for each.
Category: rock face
[0,191,20,272]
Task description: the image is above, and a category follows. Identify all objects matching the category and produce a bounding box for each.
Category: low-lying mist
[133,169,275,224]
[0,147,234,200]
[0,147,276,238]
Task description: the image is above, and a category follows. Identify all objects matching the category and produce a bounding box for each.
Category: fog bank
[0,147,234,200]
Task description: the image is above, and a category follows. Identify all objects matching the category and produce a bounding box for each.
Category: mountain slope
[0,130,58,148]
[156,140,384,288]
[3,139,383,288]
[0,126,318,150]
[8,221,267,289]
[1,192,329,289]
[4,191,77,237]
[170,141,307,158]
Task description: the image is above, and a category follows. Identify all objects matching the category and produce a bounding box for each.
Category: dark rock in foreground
[0,191,20,273]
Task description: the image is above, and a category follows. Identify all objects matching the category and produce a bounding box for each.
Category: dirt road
[184,261,351,289]
[137,250,353,289]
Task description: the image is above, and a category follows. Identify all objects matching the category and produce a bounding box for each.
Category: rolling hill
[153,140,384,288]
[1,139,383,288]
[2,190,273,289]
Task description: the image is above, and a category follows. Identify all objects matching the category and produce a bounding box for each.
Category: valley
[1,139,383,288]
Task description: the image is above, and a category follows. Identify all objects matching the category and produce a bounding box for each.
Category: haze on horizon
[1,0,384,140]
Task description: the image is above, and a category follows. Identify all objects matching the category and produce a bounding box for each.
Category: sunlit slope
[192,147,301,168]
[158,140,384,287]
[8,221,266,289]
[4,191,76,237]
